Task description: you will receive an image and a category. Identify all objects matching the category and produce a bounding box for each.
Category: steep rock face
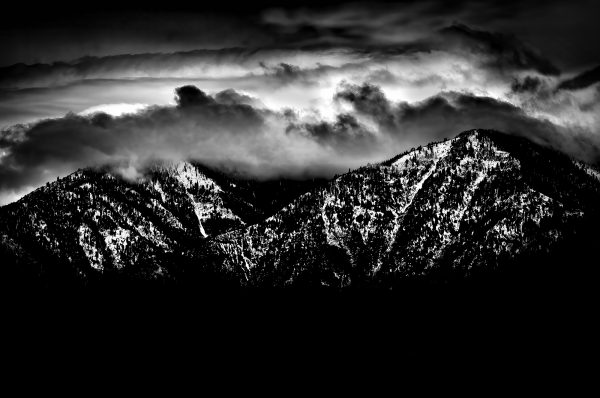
[209,130,600,287]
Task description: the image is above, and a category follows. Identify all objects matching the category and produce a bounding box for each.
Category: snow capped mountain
[2,129,599,288]
[208,130,600,287]
[0,161,259,283]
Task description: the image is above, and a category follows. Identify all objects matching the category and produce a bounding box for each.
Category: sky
[0,0,599,205]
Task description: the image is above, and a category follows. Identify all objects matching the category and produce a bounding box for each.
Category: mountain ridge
[2,129,599,288]
[201,129,600,287]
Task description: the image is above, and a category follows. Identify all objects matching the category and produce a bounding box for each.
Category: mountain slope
[2,129,599,288]
[0,162,238,283]
[208,130,600,287]
[0,161,317,284]
[0,160,325,286]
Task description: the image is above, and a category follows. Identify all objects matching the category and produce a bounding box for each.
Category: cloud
[260,1,528,48]
[214,89,262,107]
[334,82,395,126]
[0,48,368,90]
[2,1,598,71]
[80,103,149,116]
[1,82,599,206]
[333,82,600,162]
[286,113,378,152]
[558,65,600,91]
[0,10,273,66]
[0,87,261,192]
[0,86,379,204]
[175,85,215,107]
[437,24,560,76]
[261,1,600,69]
[2,2,600,205]
[1,18,574,139]
[0,15,577,132]
[511,76,543,93]
[260,63,306,85]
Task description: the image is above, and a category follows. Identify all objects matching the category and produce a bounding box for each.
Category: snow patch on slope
[187,193,208,238]
[101,227,131,269]
[170,161,222,192]
[581,163,600,181]
[78,224,104,270]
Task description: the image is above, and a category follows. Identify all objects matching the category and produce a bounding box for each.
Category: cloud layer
[1,1,599,205]
[2,80,599,205]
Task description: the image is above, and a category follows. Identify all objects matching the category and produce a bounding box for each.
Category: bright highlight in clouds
[80,103,149,117]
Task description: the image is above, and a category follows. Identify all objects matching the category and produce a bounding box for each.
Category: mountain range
[2,129,599,289]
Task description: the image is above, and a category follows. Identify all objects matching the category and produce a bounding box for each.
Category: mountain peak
[384,129,505,170]
[456,128,495,139]
[209,129,600,287]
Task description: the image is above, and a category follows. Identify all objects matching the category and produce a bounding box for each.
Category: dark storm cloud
[175,86,215,107]
[334,83,392,119]
[0,21,561,106]
[262,1,496,47]
[511,76,543,93]
[438,24,560,76]
[1,82,599,205]
[260,63,307,85]
[0,47,367,91]
[287,113,377,151]
[334,83,600,162]
[0,87,268,194]
[262,0,600,69]
[214,89,261,106]
[0,11,273,67]
[2,1,597,70]
[0,49,269,89]
[558,65,600,91]
[1,84,396,203]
